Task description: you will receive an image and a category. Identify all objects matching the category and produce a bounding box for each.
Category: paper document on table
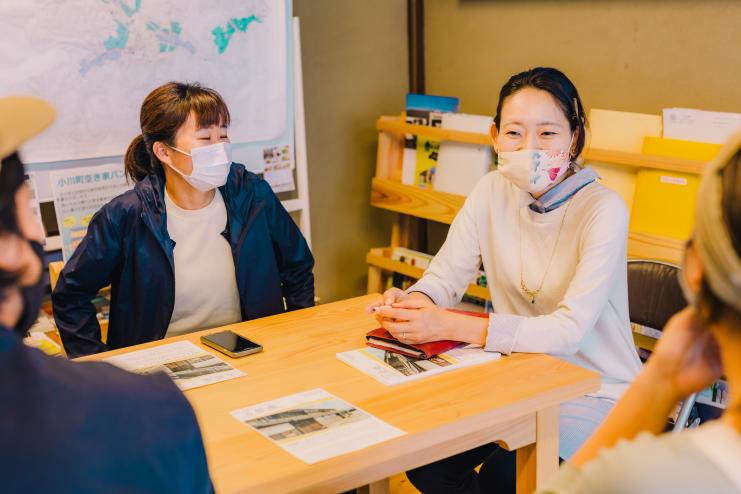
[337,345,500,386]
[105,341,245,390]
[24,331,63,357]
[663,108,741,144]
[231,388,404,464]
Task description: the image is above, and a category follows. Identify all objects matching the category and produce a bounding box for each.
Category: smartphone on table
[200,330,263,358]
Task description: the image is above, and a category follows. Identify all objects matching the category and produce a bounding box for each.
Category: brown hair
[698,148,741,322]
[124,82,231,183]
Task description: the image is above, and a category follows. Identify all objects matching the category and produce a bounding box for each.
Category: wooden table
[87,295,600,494]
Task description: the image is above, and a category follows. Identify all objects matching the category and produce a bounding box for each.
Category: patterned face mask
[497,148,572,194]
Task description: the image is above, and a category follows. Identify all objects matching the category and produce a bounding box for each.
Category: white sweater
[409,171,642,400]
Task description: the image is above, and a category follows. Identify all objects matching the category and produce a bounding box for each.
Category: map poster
[0,0,288,163]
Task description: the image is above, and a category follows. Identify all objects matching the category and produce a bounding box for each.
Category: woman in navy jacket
[53,82,314,358]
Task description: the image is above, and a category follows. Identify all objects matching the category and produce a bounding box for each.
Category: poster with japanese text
[50,164,132,261]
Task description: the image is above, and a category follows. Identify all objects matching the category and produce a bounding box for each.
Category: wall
[294,0,408,302]
[425,0,741,116]
[422,0,741,251]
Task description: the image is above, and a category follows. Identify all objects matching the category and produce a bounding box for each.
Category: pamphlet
[231,388,404,464]
[105,341,245,390]
[337,345,499,386]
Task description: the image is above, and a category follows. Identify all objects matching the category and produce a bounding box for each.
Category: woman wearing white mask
[370,67,642,493]
[53,82,314,358]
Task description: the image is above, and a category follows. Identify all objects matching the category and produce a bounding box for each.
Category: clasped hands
[365,288,488,347]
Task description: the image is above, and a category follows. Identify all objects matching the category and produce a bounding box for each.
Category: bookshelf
[367,114,700,297]
[366,247,490,300]
[375,117,707,174]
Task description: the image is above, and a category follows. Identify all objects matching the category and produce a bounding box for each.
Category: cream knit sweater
[409,171,643,400]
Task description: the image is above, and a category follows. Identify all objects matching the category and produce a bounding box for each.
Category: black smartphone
[200,330,263,358]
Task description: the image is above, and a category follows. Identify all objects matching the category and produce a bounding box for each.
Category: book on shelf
[588,109,662,153]
[434,113,494,196]
[390,247,433,270]
[402,93,460,188]
[389,246,488,287]
[386,246,490,311]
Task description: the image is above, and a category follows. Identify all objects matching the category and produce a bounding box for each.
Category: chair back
[627,259,687,331]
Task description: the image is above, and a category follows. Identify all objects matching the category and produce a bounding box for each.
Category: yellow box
[642,136,722,162]
[629,169,699,240]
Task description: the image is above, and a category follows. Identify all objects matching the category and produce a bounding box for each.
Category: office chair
[627,259,695,432]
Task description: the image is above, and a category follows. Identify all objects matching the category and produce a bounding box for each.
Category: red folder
[366,309,489,359]
[366,328,460,359]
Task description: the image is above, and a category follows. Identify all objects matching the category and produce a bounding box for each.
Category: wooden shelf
[368,113,691,301]
[371,179,684,264]
[371,178,463,225]
[366,247,490,300]
[584,148,705,174]
[632,332,657,353]
[376,117,491,146]
[626,231,685,265]
[376,116,706,175]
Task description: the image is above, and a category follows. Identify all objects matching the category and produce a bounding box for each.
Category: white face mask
[497,135,573,194]
[167,141,232,191]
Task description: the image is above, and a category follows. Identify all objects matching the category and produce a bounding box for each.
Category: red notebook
[366,309,489,359]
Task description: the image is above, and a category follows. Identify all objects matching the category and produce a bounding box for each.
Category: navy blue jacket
[0,328,212,493]
[53,164,314,358]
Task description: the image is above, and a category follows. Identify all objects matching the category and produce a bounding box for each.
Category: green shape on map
[172,21,182,34]
[104,20,129,50]
[232,16,258,31]
[212,15,261,54]
[119,0,142,17]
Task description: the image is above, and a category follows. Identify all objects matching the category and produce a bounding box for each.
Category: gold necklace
[519,199,573,304]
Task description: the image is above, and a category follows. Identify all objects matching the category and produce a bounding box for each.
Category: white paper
[27,310,56,334]
[0,0,287,162]
[262,144,295,192]
[231,388,404,464]
[24,331,63,357]
[50,164,133,261]
[106,341,245,391]
[337,345,500,386]
[663,108,741,145]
